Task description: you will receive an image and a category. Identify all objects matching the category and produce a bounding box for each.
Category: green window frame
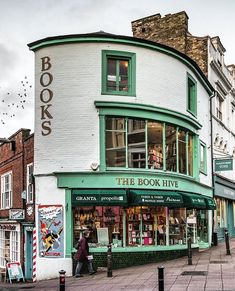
[102,50,136,96]
[187,73,197,116]
[199,140,207,174]
[104,116,196,177]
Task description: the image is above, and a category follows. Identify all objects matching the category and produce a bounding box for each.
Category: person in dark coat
[74,230,96,277]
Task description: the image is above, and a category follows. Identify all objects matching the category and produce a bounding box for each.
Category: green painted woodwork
[95,101,202,132]
[101,50,136,96]
[55,171,213,197]
[97,102,202,180]
[129,189,183,207]
[65,189,73,258]
[193,135,199,181]
[186,132,189,175]
[200,140,207,175]
[28,35,213,94]
[71,189,127,206]
[99,115,106,171]
[205,197,216,210]
[187,73,197,117]
[180,192,206,209]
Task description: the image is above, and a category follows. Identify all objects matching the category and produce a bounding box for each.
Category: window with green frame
[199,141,207,174]
[105,116,195,177]
[187,73,197,116]
[102,50,136,96]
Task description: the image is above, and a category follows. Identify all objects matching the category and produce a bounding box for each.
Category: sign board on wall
[9,209,25,220]
[38,205,64,258]
[215,159,233,171]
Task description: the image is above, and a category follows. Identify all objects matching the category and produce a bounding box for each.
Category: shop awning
[180,193,207,209]
[129,190,183,207]
[204,197,216,210]
[72,189,127,206]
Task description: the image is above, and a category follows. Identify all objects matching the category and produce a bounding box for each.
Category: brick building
[28,29,214,279]
[0,128,34,280]
[132,11,235,242]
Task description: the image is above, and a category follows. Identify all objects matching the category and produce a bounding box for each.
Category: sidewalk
[1,240,235,291]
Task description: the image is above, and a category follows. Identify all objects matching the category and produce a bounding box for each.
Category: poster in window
[38,205,64,258]
[97,227,109,245]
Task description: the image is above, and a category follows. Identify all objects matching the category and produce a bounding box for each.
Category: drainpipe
[209,90,217,245]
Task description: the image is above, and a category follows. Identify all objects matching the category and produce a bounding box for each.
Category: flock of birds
[0,76,32,126]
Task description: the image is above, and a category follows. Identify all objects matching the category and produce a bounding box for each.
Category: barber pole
[32,228,37,282]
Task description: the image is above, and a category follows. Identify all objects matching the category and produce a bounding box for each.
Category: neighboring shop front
[214,175,235,241]
[0,222,20,269]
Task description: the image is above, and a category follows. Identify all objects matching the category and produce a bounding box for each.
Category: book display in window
[141,211,154,245]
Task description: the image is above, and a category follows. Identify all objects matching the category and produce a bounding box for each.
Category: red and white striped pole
[32,227,37,282]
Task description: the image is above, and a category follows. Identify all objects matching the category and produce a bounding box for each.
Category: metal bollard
[107,244,112,277]
[224,228,231,255]
[158,266,164,291]
[59,270,66,291]
[187,236,192,265]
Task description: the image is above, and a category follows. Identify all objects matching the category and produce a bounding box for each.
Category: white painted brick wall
[34,41,212,186]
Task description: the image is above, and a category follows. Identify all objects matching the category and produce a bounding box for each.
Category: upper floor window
[105,117,194,176]
[1,172,12,209]
[187,74,197,116]
[102,50,136,96]
[26,163,34,203]
[200,141,207,174]
[216,95,223,121]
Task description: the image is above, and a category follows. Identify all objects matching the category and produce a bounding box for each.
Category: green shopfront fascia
[69,187,215,250]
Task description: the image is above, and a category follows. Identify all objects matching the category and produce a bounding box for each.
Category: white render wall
[34,176,72,279]
[208,40,235,181]
[34,41,212,187]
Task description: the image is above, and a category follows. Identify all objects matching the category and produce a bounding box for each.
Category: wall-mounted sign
[21,190,26,200]
[9,209,25,220]
[215,159,233,171]
[38,205,64,258]
[0,224,16,230]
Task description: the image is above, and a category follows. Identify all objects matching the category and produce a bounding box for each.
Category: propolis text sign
[215,159,233,172]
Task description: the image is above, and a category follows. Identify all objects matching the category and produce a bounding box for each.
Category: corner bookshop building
[28,32,215,279]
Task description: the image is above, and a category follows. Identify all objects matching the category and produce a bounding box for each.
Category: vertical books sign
[38,205,64,258]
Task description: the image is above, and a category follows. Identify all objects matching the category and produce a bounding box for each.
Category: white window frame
[1,171,13,209]
[26,163,34,204]
[0,229,20,267]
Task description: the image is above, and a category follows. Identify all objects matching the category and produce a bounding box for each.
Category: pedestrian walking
[74,230,96,278]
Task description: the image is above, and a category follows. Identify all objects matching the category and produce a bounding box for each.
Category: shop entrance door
[24,228,33,280]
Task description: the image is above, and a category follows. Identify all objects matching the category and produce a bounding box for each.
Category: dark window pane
[106,148,126,167]
[106,117,125,130]
[128,119,146,168]
[119,60,129,92]
[107,59,116,91]
[178,130,186,174]
[166,125,176,172]
[147,122,163,170]
[188,134,193,176]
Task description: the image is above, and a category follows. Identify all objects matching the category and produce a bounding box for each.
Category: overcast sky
[1,0,235,138]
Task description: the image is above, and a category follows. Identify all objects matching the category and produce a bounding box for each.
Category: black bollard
[158,266,164,291]
[107,244,112,277]
[59,270,66,291]
[224,228,231,255]
[187,236,192,265]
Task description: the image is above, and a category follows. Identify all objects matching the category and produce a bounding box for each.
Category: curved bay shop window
[105,116,194,177]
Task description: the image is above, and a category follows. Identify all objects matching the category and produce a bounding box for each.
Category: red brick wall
[0,129,34,268]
